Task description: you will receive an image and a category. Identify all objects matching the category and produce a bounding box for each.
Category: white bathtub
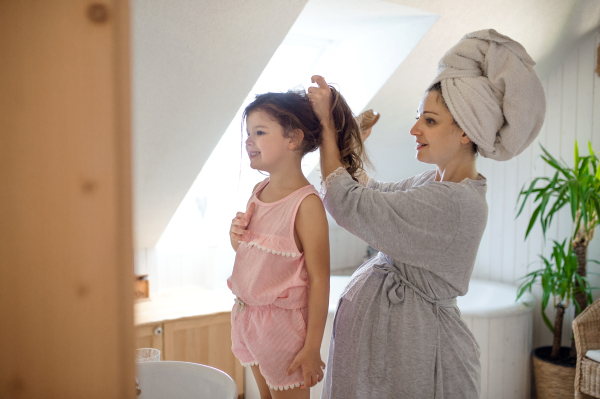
[244,277,535,399]
[458,279,535,399]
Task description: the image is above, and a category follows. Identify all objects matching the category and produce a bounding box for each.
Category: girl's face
[410,91,470,167]
[245,110,295,172]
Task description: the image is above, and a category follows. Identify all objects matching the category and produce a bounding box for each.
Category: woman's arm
[308,76,458,267]
[363,174,427,193]
[286,194,329,388]
[307,75,344,180]
[324,172,460,271]
[309,76,414,193]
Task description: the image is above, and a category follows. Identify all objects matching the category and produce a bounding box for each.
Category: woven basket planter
[533,346,576,399]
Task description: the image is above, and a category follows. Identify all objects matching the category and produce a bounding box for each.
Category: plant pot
[532,346,576,399]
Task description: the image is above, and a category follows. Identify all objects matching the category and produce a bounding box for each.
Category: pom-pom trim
[267,381,304,391]
[238,241,299,258]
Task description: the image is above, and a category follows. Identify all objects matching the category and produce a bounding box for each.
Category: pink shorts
[231,301,308,391]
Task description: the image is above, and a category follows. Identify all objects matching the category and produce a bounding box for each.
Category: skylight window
[152,0,438,293]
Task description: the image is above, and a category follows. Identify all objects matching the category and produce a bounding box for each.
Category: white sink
[136,361,238,399]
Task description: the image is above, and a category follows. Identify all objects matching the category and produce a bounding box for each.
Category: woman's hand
[286,346,326,389]
[356,109,379,142]
[308,75,334,131]
[229,202,256,252]
[311,75,344,179]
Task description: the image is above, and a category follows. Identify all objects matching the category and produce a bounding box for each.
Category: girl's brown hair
[243,87,367,181]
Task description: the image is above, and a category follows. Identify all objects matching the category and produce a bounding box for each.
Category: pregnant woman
[309,29,546,398]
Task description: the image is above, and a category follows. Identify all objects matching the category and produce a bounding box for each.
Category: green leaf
[575,140,580,169]
[541,145,570,178]
[580,157,591,177]
[516,284,530,301]
[568,180,579,220]
[517,180,538,216]
[589,141,595,156]
[542,307,554,333]
[525,204,542,239]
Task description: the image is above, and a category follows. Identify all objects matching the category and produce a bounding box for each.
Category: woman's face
[410,91,469,167]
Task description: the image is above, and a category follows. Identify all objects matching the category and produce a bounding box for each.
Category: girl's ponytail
[328,87,371,181]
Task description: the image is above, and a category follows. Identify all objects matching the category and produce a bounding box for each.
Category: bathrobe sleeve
[365,177,417,193]
[323,170,460,272]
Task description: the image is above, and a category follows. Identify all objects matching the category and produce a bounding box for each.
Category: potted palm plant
[516,141,600,398]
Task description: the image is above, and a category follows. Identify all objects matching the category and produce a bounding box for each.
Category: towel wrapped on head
[431,29,546,161]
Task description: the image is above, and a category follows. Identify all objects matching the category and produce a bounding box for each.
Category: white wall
[131,0,308,249]
[329,225,370,272]
[472,31,600,349]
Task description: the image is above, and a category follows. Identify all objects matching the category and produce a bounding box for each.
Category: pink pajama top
[227,179,319,310]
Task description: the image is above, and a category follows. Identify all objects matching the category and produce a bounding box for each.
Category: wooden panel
[513,314,529,399]
[489,160,505,282]
[488,318,505,399]
[163,312,244,396]
[587,33,600,305]
[135,323,164,354]
[561,53,578,165]
[471,318,490,398]
[515,143,532,282]
[0,1,134,398]
[543,67,562,260]
[474,157,494,280]
[501,316,519,399]
[501,157,519,284]
[527,78,547,275]
[558,53,579,247]
[577,33,595,146]
[526,311,533,397]
[592,33,600,152]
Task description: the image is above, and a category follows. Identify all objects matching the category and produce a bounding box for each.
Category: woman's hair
[427,82,478,156]
[243,87,368,180]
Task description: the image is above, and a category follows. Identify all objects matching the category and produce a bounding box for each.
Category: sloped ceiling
[133,0,600,249]
[132,0,308,248]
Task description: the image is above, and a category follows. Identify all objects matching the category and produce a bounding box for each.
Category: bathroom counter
[134,276,350,325]
[134,286,236,325]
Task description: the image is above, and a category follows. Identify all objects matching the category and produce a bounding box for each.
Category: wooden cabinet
[135,323,164,354]
[135,311,244,398]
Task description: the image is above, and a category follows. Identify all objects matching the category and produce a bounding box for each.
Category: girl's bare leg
[270,384,310,399]
[251,365,273,399]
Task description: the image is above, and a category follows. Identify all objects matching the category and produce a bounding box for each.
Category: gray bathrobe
[321,168,488,399]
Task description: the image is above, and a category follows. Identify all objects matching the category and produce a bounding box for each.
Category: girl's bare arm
[286,194,330,388]
[229,203,255,252]
[229,183,261,252]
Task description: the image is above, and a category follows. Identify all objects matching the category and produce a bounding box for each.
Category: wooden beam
[0,1,134,397]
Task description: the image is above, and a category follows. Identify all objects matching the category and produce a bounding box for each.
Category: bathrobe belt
[369,255,457,386]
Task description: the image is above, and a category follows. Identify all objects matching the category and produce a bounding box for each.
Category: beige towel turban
[431,29,546,161]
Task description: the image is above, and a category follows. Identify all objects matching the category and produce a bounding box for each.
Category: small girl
[227,87,365,398]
